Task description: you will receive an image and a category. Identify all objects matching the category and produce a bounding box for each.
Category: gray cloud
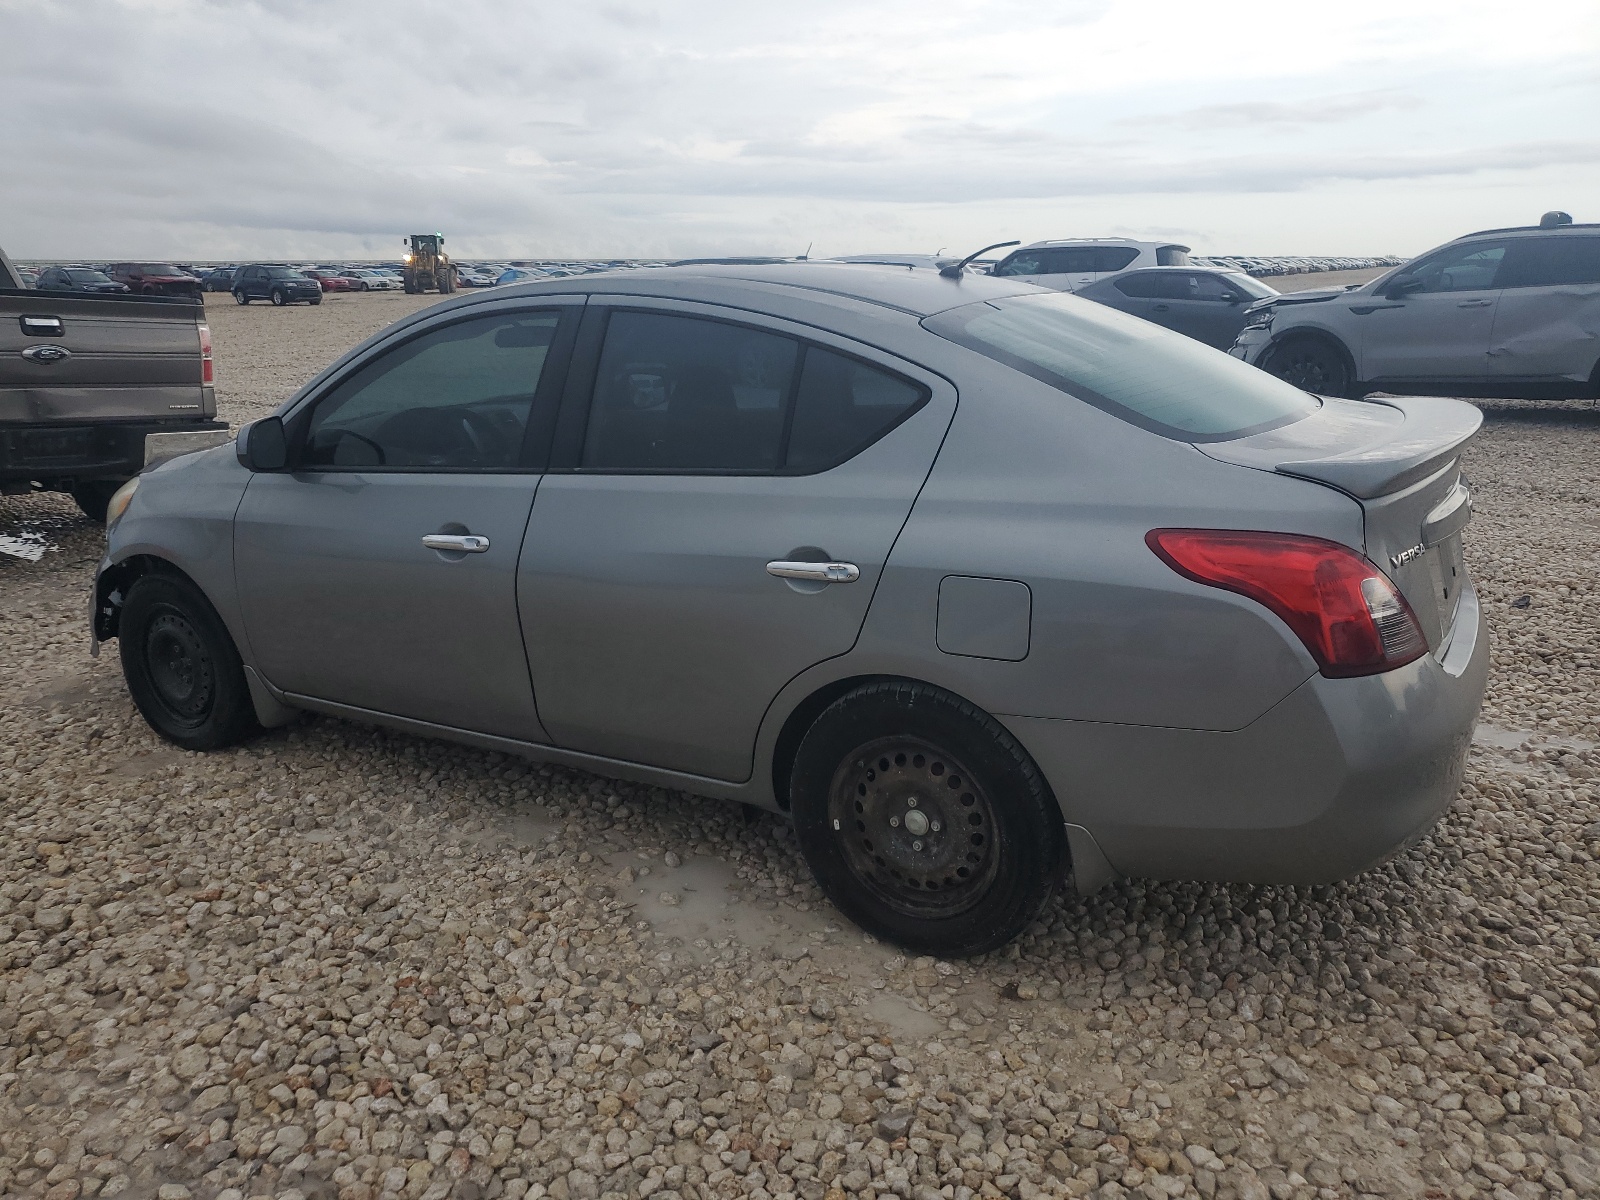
[0,0,1595,258]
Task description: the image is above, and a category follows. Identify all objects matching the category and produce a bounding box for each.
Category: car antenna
[940,240,1018,279]
[798,242,812,261]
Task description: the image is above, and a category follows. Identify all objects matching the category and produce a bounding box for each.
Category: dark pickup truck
[2,243,228,520]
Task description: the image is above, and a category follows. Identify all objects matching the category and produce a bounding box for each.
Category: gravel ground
[1,290,1598,1200]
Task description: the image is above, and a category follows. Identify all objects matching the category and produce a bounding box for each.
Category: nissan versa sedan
[91,262,1488,957]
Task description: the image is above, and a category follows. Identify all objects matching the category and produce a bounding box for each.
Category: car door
[1357,239,1508,383]
[1168,272,1250,348]
[234,301,579,739]
[516,300,956,781]
[1487,233,1600,385]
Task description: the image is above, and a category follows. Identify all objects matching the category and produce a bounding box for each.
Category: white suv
[991,238,1191,291]
[1231,214,1600,399]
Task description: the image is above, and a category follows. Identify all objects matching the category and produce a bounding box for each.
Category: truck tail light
[198,323,214,385]
[1146,528,1427,678]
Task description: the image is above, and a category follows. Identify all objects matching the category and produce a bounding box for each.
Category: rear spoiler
[1276,396,1483,499]
[1200,395,1483,500]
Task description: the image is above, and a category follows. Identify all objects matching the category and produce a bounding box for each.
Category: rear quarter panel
[836,346,1369,732]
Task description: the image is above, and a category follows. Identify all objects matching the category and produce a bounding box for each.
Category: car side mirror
[237,416,288,471]
[1385,275,1424,299]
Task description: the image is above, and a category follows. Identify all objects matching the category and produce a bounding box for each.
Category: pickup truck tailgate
[0,292,212,423]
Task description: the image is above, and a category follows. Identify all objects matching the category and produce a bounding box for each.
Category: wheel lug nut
[889,816,900,827]
[907,797,918,808]
[912,840,923,851]
[930,821,941,832]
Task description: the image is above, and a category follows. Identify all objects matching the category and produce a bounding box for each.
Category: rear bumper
[1005,581,1488,884]
[0,418,228,486]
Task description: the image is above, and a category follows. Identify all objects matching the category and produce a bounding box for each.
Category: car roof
[1018,238,1190,250]
[486,261,1043,318]
[1459,222,1600,237]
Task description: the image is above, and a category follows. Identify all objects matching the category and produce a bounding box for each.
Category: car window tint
[583,312,800,471]
[994,252,1047,277]
[926,292,1316,442]
[1114,273,1186,299]
[1408,242,1507,293]
[1188,273,1238,302]
[303,311,558,470]
[1493,236,1600,288]
[1155,246,1191,266]
[785,348,928,472]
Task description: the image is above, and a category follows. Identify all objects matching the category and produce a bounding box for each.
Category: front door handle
[767,560,859,583]
[1152,303,1170,312]
[1457,299,1493,308]
[422,533,490,553]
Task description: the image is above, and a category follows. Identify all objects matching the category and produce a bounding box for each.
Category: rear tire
[1264,334,1355,398]
[790,681,1066,957]
[233,290,249,305]
[119,573,260,751]
[70,480,123,524]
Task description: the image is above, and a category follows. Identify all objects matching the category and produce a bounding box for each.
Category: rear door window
[784,349,928,472]
[1114,272,1188,299]
[925,292,1316,441]
[1493,236,1600,288]
[582,312,800,471]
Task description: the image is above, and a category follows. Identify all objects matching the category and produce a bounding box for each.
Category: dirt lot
[1,286,1598,1200]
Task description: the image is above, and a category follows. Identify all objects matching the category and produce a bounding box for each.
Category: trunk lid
[1199,395,1482,650]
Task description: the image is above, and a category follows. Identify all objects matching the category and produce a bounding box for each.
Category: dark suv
[232,265,324,306]
[34,266,131,294]
[107,263,202,298]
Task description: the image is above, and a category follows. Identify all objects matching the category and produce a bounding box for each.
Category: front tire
[1264,334,1355,398]
[270,289,287,307]
[119,574,260,751]
[790,681,1066,957]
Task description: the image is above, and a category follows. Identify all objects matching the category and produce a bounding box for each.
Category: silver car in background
[1073,265,1279,348]
[1233,214,1600,399]
[93,263,1487,956]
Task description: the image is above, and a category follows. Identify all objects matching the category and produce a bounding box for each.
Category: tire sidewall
[790,683,1065,957]
[119,574,258,751]
[233,290,248,305]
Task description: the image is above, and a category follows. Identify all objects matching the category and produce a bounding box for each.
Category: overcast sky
[2,0,1596,260]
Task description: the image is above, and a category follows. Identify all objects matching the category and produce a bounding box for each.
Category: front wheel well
[93,554,198,642]
[1264,329,1359,394]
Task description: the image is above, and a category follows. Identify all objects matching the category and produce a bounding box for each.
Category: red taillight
[198,323,214,385]
[1146,528,1427,678]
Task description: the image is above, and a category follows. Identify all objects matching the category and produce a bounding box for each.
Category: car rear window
[925,292,1317,441]
[1155,246,1191,266]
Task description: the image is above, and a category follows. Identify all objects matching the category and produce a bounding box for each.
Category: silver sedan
[92,263,1488,956]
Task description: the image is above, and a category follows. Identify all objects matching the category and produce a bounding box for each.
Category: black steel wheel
[791,681,1066,957]
[1265,335,1354,397]
[119,573,259,751]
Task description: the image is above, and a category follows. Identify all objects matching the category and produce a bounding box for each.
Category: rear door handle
[1152,304,1170,312]
[1456,299,1493,308]
[766,560,860,583]
[422,534,490,553]
[20,315,64,337]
